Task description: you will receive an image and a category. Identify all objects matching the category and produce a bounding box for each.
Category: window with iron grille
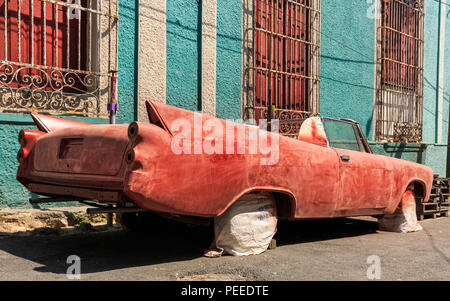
[375,0,424,142]
[0,0,118,117]
[243,0,321,138]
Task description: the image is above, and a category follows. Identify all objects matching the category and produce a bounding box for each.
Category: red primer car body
[17,100,433,219]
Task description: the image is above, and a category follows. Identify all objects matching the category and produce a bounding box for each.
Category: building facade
[0,0,449,207]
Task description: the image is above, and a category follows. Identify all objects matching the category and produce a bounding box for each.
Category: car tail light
[126,149,135,164]
[128,122,139,140]
[17,148,28,163]
[17,130,45,164]
[18,130,45,148]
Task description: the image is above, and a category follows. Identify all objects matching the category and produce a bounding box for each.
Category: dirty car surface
[17,100,434,221]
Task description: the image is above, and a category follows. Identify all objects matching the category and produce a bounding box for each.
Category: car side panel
[332,148,395,216]
[123,115,341,218]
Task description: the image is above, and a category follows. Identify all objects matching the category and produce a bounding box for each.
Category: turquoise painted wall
[0,119,35,208]
[0,115,110,208]
[319,0,448,176]
[216,0,242,120]
[425,144,447,176]
[164,0,241,119]
[319,0,375,140]
[370,142,427,164]
[369,142,446,176]
[166,0,200,111]
[421,0,448,176]
[423,0,440,144]
[118,0,139,123]
[0,0,138,208]
[445,4,450,176]
[1,0,449,208]
[444,5,450,142]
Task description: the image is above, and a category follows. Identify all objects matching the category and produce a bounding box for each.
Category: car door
[322,119,394,217]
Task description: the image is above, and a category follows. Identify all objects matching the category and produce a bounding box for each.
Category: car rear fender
[217,187,297,219]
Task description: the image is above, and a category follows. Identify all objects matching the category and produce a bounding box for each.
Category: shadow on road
[0,216,379,275]
[275,217,379,246]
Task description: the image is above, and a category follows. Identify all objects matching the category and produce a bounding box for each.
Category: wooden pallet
[430,187,440,195]
[418,211,449,221]
[417,201,449,220]
[416,176,450,220]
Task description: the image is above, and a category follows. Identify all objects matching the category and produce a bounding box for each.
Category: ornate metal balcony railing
[0,0,118,117]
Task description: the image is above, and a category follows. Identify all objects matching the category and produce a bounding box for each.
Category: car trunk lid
[33,124,129,176]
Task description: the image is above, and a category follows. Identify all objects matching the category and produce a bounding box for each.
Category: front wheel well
[409,181,426,203]
[271,191,295,219]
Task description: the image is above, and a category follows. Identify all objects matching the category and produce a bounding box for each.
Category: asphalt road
[0,215,449,281]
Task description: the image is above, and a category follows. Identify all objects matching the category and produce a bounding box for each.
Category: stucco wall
[319,0,448,177]
[118,0,138,124]
[166,0,200,111]
[423,1,440,144]
[216,0,242,120]
[201,0,218,117]
[137,0,166,122]
[370,142,446,177]
[425,144,448,176]
[1,0,449,208]
[0,115,111,208]
[319,0,375,139]
[0,119,35,208]
[0,0,138,208]
[418,0,448,176]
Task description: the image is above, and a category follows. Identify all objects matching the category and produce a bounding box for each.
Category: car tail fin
[145,100,173,135]
[30,113,92,133]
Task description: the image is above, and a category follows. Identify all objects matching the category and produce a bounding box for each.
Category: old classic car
[17,100,433,234]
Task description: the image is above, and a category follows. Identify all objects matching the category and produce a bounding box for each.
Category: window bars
[244,0,321,138]
[375,0,424,142]
[0,0,118,116]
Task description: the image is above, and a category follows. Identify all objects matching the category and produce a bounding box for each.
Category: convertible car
[16,100,433,229]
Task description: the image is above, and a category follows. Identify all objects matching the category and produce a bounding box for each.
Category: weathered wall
[117,0,138,124]
[1,0,449,208]
[370,142,427,164]
[425,144,448,176]
[137,0,166,122]
[0,118,35,208]
[445,1,450,176]
[216,0,242,120]
[0,115,110,208]
[423,0,440,144]
[370,142,446,177]
[319,0,375,139]
[320,0,449,177]
[0,0,138,208]
[201,0,218,117]
[421,0,448,176]
[166,0,200,111]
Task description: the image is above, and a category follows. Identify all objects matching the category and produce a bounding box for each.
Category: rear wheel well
[229,190,295,219]
[271,192,294,219]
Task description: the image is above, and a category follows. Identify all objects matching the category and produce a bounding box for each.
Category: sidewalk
[0,206,109,236]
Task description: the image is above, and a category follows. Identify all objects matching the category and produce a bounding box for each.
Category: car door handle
[340,154,350,162]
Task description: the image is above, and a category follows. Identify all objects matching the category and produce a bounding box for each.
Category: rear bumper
[28,182,124,203]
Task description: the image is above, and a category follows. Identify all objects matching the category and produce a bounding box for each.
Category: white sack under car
[378,189,423,233]
[205,192,277,257]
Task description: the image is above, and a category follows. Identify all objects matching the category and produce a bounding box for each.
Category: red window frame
[254,0,312,124]
[0,0,91,93]
[380,0,421,90]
